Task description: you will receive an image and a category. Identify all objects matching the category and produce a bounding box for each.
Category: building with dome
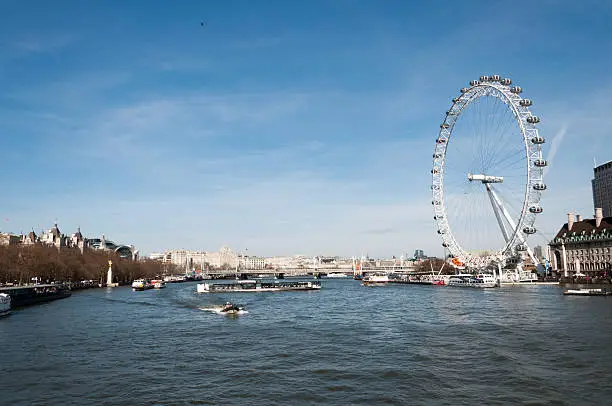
[86,235,137,260]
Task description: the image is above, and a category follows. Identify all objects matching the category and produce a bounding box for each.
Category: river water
[1,279,611,405]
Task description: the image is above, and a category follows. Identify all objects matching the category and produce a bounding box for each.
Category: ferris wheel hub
[467,173,504,183]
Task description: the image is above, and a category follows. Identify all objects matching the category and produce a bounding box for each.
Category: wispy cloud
[544,123,567,177]
[8,34,74,56]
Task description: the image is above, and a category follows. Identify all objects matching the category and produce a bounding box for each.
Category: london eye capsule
[523,226,536,234]
[520,99,533,107]
[529,206,543,214]
[500,78,512,86]
[432,200,441,205]
[526,116,540,124]
[533,183,547,191]
[460,87,469,93]
[531,136,545,144]
[442,242,449,248]
[434,215,444,220]
[516,244,527,252]
[440,123,450,129]
[437,229,446,234]
[490,74,501,81]
[436,138,446,144]
[510,86,523,94]
[431,185,440,190]
[534,159,547,167]
[479,75,489,82]
[433,153,441,158]
[431,168,439,174]
[470,80,480,86]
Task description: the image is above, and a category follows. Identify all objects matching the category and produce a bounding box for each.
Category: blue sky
[1,0,611,257]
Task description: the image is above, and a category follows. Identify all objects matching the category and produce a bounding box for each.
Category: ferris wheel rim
[431,76,546,268]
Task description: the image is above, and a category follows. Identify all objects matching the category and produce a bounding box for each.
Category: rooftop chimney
[595,208,603,228]
[567,213,575,231]
[576,214,582,222]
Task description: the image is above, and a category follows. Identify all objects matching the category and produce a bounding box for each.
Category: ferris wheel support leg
[486,184,511,243]
[486,185,540,267]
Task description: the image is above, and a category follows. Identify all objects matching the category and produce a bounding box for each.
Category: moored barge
[197,280,321,293]
[0,284,71,308]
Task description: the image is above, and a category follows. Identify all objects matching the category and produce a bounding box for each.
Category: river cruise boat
[448,274,497,288]
[324,273,349,278]
[564,288,611,296]
[163,275,186,283]
[196,280,321,293]
[362,274,390,286]
[132,279,153,291]
[0,293,11,317]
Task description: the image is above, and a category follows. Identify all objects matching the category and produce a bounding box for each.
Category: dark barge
[0,284,72,308]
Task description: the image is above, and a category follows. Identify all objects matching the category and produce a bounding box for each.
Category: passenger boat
[163,275,187,283]
[362,274,389,286]
[151,280,166,289]
[0,284,71,307]
[564,288,611,296]
[448,274,497,288]
[132,279,153,291]
[196,280,321,293]
[324,273,348,278]
[0,293,11,317]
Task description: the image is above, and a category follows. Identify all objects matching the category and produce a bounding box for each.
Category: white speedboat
[151,280,166,289]
[362,274,389,286]
[0,293,11,317]
[219,302,247,315]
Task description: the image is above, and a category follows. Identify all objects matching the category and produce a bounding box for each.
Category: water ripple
[1,281,611,405]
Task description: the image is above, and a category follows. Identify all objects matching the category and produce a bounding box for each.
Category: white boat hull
[0,293,11,317]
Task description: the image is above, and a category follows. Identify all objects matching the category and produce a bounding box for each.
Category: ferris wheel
[431,75,546,270]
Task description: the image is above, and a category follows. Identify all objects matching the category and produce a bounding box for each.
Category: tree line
[0,244,168,285]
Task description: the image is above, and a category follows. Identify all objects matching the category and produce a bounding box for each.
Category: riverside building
[548,209,612,276]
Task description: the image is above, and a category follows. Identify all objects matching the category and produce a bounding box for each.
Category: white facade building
[549,210,612,276]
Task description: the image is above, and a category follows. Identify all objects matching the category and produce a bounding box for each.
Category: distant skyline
[1,0,611,257]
